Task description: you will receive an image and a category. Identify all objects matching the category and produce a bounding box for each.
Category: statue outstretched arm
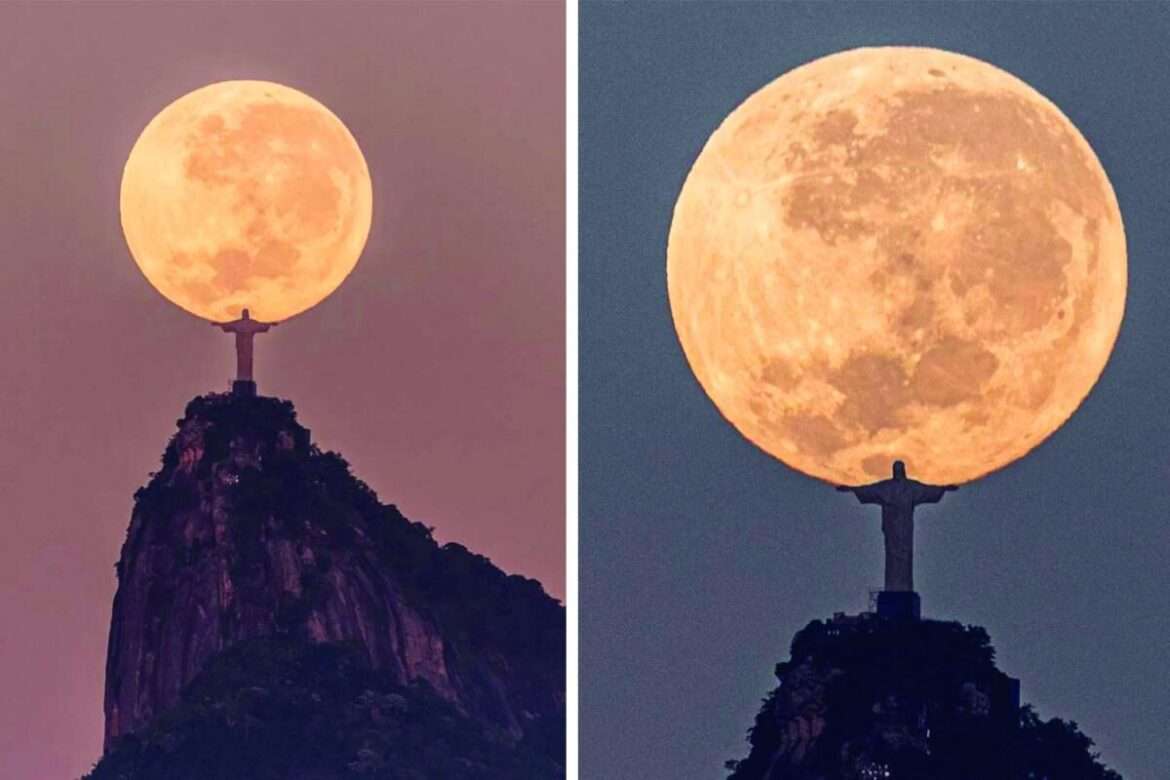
[911,482,959,504]
[836,483,887,504]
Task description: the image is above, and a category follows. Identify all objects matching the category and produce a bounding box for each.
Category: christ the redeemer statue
[211,308,278,391]
[837,460,957,617]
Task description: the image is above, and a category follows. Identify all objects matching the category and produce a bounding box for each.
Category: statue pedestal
[231,380,257,398]
[876,590,921,621]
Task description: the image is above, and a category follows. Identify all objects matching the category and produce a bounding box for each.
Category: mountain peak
[102,393,564,772]
[727,612,1118,779]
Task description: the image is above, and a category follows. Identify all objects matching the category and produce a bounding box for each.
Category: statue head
[892,460,907,480]
[241,308,251,319]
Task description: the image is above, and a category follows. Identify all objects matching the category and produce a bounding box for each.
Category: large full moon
[121,80,372,323]
[667,48,1126,485]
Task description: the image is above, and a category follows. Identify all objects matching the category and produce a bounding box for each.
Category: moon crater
[121,81,372,323]
[668,48,1126,485]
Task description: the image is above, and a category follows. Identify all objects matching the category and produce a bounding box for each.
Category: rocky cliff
[726,613,1119,780]
[88,637,562,780]
[101,392,563,772]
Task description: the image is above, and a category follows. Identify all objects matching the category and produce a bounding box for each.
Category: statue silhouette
[211,308,278,383]
[837,461,958,593]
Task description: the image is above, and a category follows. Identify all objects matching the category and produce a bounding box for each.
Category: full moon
[121,80,372,323]
[667,48,1126,485]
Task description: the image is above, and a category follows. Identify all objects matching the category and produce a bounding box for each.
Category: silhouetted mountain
[726,613,1119,780]
[86,638,561,780]
[91,392,563,778]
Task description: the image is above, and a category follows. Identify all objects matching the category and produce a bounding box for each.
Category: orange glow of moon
[120,80,372,323]
[667,47,1126,486]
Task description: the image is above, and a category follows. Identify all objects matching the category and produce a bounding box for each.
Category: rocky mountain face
[100,393,563,775]
[726,614,1119,780]
[88,637,562,780]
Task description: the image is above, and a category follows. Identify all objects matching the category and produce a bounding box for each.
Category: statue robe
[218,318,271,381]
[849,477,948,592]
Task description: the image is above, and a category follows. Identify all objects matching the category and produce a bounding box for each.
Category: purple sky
[0,3,564,777]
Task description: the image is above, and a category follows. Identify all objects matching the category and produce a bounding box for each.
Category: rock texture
[88,638,562,780]
[727,613,1119,780]
[103,393,563,763]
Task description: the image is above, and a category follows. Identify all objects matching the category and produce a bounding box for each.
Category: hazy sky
[0,3,563,778]
[582,3,1169,779]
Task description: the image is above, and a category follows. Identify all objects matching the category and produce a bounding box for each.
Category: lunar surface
[667,48,1126,485]
[121,80,372,323]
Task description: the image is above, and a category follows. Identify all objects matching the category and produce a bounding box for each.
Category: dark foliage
[106,392,564,776]
[1016,706,1123,780]
[727,617,1120,780]
[86,638,562,780]
[133,392,563,665]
